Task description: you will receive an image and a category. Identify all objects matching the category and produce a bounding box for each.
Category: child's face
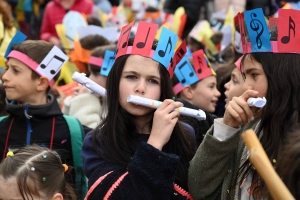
[2,58,40,104]
[224,68,244,106]
[89,73,107,88]
[241,55,268,97]
[119,55,161,122]
[189,76,221,113]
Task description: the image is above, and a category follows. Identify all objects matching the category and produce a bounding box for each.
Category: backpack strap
[63,115,87,198]
[0,116,8,122]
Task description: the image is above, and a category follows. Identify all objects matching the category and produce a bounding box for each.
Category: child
[213,63,235,117]
[63,44,116,128]
[224,57,244,107]
[188,8,300,199]
[81,21,196,199]
[0,145,77,200]
[0,39,91,198]
[173,50,221,114]
[172,50,220,146]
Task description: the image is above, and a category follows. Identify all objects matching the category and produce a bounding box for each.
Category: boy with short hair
[0,40,91,199]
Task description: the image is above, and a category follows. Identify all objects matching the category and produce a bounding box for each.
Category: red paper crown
[235,8,300,54]
[115,21,187,78]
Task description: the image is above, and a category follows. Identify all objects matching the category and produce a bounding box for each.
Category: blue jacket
[81,123,195,199]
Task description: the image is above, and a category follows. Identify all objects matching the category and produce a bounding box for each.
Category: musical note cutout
[174,57,198,86]
[36,46,69,80]
[192,49,213,80]
[132,21,158,57]
[153,27,178,68]
[244,8,271,52]
[4,30,27,58]
[168,39,187,78]
[278,9,300,53]
[100,50,115,76]
[115,21,134,59]
[281,17,295,44]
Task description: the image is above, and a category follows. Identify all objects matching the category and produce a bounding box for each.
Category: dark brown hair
[89,44,116,75]
[79,35,110,50]
[12,40,61,93]
[0,145,77,200]
[275,128,300,199]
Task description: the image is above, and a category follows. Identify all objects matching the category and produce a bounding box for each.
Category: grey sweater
[188,117,261,200]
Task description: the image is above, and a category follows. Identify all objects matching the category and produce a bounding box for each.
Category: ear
[52,193,63,200]
[36,76,50,91]
[181,86,194,100]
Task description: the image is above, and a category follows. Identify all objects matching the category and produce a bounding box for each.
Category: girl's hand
[72,86,89,97]
[223,90,260,128]
[148,99,183,150]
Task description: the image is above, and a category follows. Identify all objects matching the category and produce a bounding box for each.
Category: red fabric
[40,0,93,41]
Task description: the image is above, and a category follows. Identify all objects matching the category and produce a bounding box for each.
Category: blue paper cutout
[4,31,27,58]
[153,27,178,68]
[244,8,272,52]
[174,57,199,86]
[185,47,193,59]
[100,50,115,76]
[63,11,87,48]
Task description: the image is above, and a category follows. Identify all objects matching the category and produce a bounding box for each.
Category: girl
[81,23,196,199]
[188,9,300,199]
[0,145,76,200]
[63,44,116,128]
[224,57,244,107]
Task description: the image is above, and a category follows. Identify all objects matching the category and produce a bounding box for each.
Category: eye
[13,68,19,73]
[149,79,159,84]
[126,75,137,79]
[251,73,258,78]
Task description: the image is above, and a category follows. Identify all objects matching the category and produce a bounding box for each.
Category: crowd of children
[0,1,300,200]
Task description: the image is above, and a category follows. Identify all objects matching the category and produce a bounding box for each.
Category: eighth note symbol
[158,37,172,57]
[281,16,295,44]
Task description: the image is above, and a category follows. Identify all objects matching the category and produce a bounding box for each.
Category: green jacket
[188,117,261,200]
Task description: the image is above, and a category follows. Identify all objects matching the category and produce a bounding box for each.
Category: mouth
[211,100,218,106]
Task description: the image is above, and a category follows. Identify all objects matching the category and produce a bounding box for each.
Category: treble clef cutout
[281,16,295,44]
[250,12,264,49]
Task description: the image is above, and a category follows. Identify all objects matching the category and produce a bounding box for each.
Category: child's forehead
[7,58,31,70]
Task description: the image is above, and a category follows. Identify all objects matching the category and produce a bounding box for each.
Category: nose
[215,89,221,98]
[134,80,146,95]
[2,70,9,83]
[224,81,230,90]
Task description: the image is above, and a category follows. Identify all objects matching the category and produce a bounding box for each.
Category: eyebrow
[244,68,260,74]
[123,71,160,80]
[7,63,21,70]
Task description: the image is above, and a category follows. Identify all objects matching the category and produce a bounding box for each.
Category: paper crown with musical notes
[173,49,216,95]
[5,31,68,87]
[89,50,115,77]
[115,20,187,79]
[235,8,300,54]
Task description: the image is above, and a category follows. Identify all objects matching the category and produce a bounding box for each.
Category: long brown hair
[0,145,77,200]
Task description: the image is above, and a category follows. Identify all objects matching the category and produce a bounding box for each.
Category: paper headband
[173,49,216,95]
[5,31,68,87]
[235,8,300,54]
[89,50,115,77]
[115,21,187,79]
